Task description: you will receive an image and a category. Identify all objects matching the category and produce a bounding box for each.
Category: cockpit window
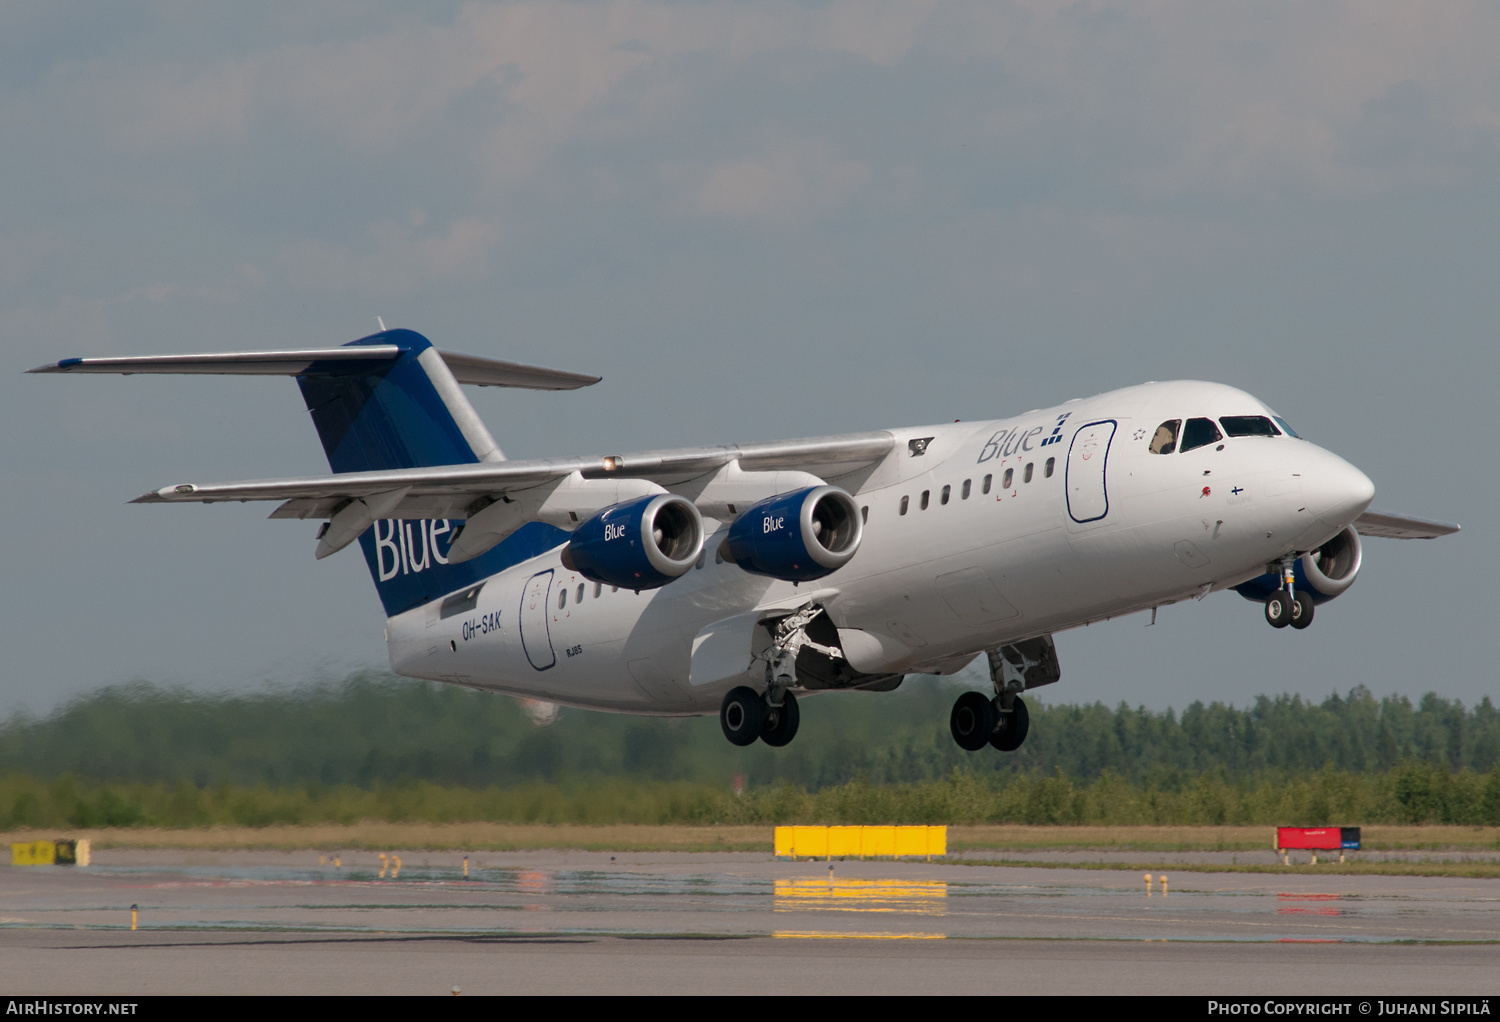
[1272,416,1301,439]
[1179,417,1223,453]
[1149,420,1180,455]
[1219,415,1279,438]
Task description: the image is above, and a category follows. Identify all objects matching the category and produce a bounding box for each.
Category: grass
[0,822,774,853]
[948,824,1500,852]
[5,823,1498,857]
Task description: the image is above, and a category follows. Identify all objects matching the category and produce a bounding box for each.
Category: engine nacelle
[563,494,705,590]
[724,485,863,582]
[1234,525,1363,605]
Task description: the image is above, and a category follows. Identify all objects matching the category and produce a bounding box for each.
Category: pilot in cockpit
[1149,419,1179,455]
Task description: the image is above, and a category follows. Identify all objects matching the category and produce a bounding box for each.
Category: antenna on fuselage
[375,316,386,331]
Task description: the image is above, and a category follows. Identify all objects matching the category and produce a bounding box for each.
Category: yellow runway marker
[773,931,946,940]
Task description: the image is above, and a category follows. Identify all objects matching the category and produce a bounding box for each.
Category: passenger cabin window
[920,490,930,510]
[1002,468,1014,489]
[899,495,909,515]
[1149,420,1181,454]
[594,582,602,598]
[1044,457,1055,478]
[940,485,951,505]
[1220,415,1279,438]
[558,589,567,609]
[1023,462,1034,483]
[576,583,585,603]
[1179,417,1224,453]
[861,505,868,523]
[982,474,992,494]
[961,479,971,499]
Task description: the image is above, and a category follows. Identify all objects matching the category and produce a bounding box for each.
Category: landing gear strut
[720,606,834,748]
[1265,556,1314,630]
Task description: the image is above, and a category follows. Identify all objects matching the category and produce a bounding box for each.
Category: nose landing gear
[1264,556,1315,630]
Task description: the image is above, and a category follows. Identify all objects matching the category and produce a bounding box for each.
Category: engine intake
[563,494,704,590]
[1233,525,1363,605]
[724,486,863,582]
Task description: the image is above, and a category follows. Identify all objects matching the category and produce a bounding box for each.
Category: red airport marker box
[1276,826,1360,850]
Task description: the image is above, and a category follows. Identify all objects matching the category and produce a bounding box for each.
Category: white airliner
[33,329,1458,751]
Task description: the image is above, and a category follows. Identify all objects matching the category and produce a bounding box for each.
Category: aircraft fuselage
[385,379,1375,713]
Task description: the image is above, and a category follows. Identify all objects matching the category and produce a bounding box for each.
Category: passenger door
[1066,420,1117,524]
[518,570,556,671]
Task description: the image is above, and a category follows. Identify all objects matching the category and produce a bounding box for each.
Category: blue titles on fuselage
[978,411,1071,464]
[374,519,453,581]
[1039,412,1072,447]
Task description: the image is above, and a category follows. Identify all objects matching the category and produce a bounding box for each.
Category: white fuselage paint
[385,381,1375,714]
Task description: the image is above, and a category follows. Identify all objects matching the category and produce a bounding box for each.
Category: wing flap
[1354,509,1460,540]
[579,433,895,482]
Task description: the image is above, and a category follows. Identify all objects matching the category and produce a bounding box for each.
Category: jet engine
[563,493,705,590]
[1234,525,1363,605]
[723,485,863,582]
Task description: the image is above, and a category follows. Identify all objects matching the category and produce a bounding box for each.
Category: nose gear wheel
[1265,591,1293,627]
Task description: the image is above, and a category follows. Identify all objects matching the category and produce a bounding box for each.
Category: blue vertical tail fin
[296,329,566,617]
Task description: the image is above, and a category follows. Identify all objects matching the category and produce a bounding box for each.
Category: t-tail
[30,328,599,616]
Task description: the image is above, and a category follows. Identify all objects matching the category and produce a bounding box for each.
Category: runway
[3,850,1497,994]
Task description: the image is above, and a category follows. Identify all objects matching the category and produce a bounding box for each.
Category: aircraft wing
[1353,509,1461,540]
[133,432,897,522]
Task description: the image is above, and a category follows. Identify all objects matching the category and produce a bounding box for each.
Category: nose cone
[1303,449,1375,526]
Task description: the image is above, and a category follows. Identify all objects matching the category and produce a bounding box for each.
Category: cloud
[279,214,498,295]
[70,1,1497,207]
[675,138,871,223]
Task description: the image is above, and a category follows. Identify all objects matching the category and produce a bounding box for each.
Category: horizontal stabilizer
[29,347,599,391]
[1354,509,1460,540]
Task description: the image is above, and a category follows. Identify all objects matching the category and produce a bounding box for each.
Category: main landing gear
[1264,556,1314,631]
[949,637,1058,753]
[720,606,830,748]
[720,686,800,748]
[949,691,1029,752]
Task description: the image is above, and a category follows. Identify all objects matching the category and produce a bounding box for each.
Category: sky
[1,1,1496,718]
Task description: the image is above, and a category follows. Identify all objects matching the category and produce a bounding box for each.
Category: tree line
[1,672,1495,792]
